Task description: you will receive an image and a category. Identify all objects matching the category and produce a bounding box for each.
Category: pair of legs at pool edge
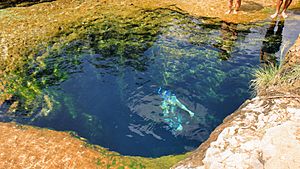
[226,0,293,18]
[271,0,293,18]
[225,0,241,14]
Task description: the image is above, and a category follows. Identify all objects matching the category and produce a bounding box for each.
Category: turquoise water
[1,9,300,157]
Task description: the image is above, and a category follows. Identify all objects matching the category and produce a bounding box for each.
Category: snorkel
[158,87,171,100]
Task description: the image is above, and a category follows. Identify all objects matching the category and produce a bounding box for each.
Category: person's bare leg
[226,0,233,14]
[271,0,283,18]
[281,0,292,18]
[233,0,241,14]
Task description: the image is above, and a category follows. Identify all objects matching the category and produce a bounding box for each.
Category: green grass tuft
[251,65,280,94]
[251,64,300,94]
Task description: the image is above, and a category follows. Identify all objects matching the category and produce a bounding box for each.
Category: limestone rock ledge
[174,97,300,169]
[173,36,300,169]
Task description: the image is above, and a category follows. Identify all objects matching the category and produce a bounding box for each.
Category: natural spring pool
[1,9,300,157]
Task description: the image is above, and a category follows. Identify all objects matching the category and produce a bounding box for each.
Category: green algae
[0,8,194,116]
[0,8,261,131]
[86,140,190,169]
[0,9,222,167]
[0,2,271,113]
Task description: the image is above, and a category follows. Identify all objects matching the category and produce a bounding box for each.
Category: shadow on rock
[0,0,55,9]
[239,0,264,12]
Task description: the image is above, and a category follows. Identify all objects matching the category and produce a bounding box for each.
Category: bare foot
[281,12,288,18]
[232,10,238,14]
[271,13,278,19]
[225,10,232,14]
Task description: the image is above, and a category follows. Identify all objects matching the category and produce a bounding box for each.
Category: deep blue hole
[1,9,300,157]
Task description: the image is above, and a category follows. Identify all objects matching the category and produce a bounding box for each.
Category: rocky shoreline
[173,36,300,169]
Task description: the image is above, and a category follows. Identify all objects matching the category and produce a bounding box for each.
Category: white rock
[224,153,249,168]
[267,114,279,123]
[227,136,238,146]
[248,154,263,169]
[240,140,260,152]
[219,149,233,161]
[209,161,224,169]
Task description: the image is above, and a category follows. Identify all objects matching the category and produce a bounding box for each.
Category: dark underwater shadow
[260,20,285,67]
[0,0,55,9]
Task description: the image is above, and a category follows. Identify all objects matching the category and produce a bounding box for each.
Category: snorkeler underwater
[158,87,195,132]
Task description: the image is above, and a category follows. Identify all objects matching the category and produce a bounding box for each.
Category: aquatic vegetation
[1,73,47,116]
[0,41,81,118]
[0,8,210,117]
[0,7,267,119]
[92,143,190,169]
[2,9,259,156]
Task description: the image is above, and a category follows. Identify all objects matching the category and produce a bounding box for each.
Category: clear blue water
[1,9,300,157]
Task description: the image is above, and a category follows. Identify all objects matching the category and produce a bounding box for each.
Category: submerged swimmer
[158,88,195,131]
